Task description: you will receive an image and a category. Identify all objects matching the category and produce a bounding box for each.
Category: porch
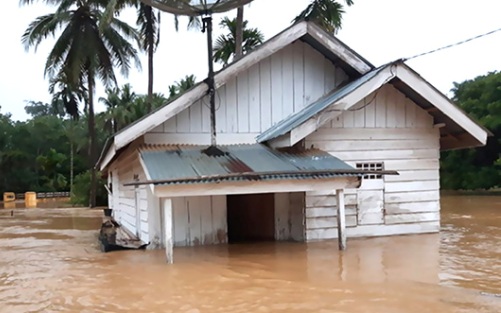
[126,143,393,263]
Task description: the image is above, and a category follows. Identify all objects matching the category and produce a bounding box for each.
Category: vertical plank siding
[110,151,151,243]
[172,195,228,247]
[274,192,305,241]
[305,84,441,241]
[148,41,348,145]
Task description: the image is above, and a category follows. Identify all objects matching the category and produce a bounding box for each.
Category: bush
[71,170,108,206]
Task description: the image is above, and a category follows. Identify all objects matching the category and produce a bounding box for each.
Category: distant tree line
[441,71,501,190]
[0,77,194,206]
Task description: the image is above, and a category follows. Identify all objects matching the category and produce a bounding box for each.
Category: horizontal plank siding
[307,221,440,241]
[385,212,440,225]
[385,201,440,214]
[384,190,440,204]
[305,83,441,241]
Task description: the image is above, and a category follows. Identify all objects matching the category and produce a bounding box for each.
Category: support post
[163,198,173,263]
[202,16,217,147]
[336,189,346,250]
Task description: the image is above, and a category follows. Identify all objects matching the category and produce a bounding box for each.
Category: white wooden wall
[144,41,349,145]
[171,195,227,247]
[110,151,151,243]
[170,192,305,246]
[305,84,441,241]
[275,192,305,241]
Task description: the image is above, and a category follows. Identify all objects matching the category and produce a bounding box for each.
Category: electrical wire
[326,63,397,113]
[403,26,501,61]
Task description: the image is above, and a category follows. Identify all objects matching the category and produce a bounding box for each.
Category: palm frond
[21,12,70,51]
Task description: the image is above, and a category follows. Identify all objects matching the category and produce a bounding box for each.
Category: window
[356,162,384,180]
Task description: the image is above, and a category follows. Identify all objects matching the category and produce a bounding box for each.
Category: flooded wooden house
[96,21,489,262]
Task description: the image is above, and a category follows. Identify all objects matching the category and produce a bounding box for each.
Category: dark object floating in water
[99,218,149,252]
[103,208,112,217]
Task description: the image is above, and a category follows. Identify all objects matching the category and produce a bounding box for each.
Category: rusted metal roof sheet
[136,144,385,186]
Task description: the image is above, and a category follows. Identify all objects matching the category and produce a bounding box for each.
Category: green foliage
[213,17,264,66]
[36,148,68,190]
[71,170,108,206]
[293,0,354,34]
[167,75,197,100]
[441,71,501,190]
[25,100,67,118]
[99,83,167,134]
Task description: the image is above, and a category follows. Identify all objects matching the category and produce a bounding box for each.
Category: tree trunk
[70,141,74,197]
[235,6,244,60]
[146,5,154,112]
[87,75,97,208]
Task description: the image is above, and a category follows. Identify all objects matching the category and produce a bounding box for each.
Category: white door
[135,187,141,237]
[357,179,384,225]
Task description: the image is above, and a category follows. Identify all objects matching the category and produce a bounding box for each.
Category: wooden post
[336,189,346,250]
[163,198,174,264]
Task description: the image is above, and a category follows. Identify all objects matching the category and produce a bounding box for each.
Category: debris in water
[99,217,149,252]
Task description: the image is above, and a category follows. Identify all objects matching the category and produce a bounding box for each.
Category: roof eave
[395,62,490,147]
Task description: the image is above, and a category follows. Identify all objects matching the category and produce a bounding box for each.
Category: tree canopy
[440,71,501,190]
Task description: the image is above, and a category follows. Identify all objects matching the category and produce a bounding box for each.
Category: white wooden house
[97,21,489,263]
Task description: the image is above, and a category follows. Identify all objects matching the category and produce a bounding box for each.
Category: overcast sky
[1,0,501,121]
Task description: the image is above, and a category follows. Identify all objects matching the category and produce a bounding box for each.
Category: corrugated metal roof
[135,144,374,186]
[256,65,389,143]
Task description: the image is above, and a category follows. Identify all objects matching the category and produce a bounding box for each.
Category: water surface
[0,195,499,313]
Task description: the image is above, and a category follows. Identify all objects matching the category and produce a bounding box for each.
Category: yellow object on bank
[3,192,16,209]
[25,192,37,208]
[3,192,15,202]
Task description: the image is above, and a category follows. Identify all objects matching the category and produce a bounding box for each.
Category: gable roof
[97,21,374,171]
[258,60,490,150]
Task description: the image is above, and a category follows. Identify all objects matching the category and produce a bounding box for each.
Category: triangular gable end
[97,21,374,171]
[259,61,489,151]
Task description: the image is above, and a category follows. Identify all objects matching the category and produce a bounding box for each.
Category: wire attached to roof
[403,26,501,61]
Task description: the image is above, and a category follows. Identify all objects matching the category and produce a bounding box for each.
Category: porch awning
[126,144,397,187]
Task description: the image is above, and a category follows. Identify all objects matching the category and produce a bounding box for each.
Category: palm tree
[293,0,354,34]
[213,17,264,66]
[100,84,137,133]
[136,2,160,109]
[103,0,200,111]
[167,74,197,100]
[49,70,87,119]
[21,0,141,207]
[235,6,244,59]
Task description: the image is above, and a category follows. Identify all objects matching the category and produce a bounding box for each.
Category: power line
[403,26,501,61]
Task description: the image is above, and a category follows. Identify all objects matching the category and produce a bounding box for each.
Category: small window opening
[356,162,384,180]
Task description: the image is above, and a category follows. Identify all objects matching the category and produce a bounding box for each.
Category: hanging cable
[403,26,501,61]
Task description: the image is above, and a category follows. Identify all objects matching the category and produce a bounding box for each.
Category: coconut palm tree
[167,74,197,100]
[103,0,201,112]
[137,2,160,109]
[100,84,137,133]
[21,0,141,207]
[48,70,87,119]
[293,0,354,34]
[213,17,264,66]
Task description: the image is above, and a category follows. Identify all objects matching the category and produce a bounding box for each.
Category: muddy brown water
[0,196,499,313]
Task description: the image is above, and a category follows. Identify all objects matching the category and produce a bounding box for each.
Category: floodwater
[0,196,499,313]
